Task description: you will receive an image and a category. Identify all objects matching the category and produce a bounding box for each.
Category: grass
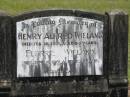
[0,0,130,15]
[0,0,130,82]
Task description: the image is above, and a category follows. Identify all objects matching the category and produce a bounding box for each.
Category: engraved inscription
[17,16,103,77]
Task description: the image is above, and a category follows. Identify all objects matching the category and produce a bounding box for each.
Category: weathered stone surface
[107,10,128,97]
[11,10,108,96]
[11,78,108,96]
[0,12,12,97]
[0,10,128,97]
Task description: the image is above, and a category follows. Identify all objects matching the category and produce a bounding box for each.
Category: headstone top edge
[108,10,127,15]
[14,9,104,17]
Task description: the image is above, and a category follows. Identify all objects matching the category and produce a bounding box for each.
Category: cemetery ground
[0,0,130,82]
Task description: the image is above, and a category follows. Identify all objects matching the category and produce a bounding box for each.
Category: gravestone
[0,12,12,96]
[0,10,128,97]
[107,11,128,97]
